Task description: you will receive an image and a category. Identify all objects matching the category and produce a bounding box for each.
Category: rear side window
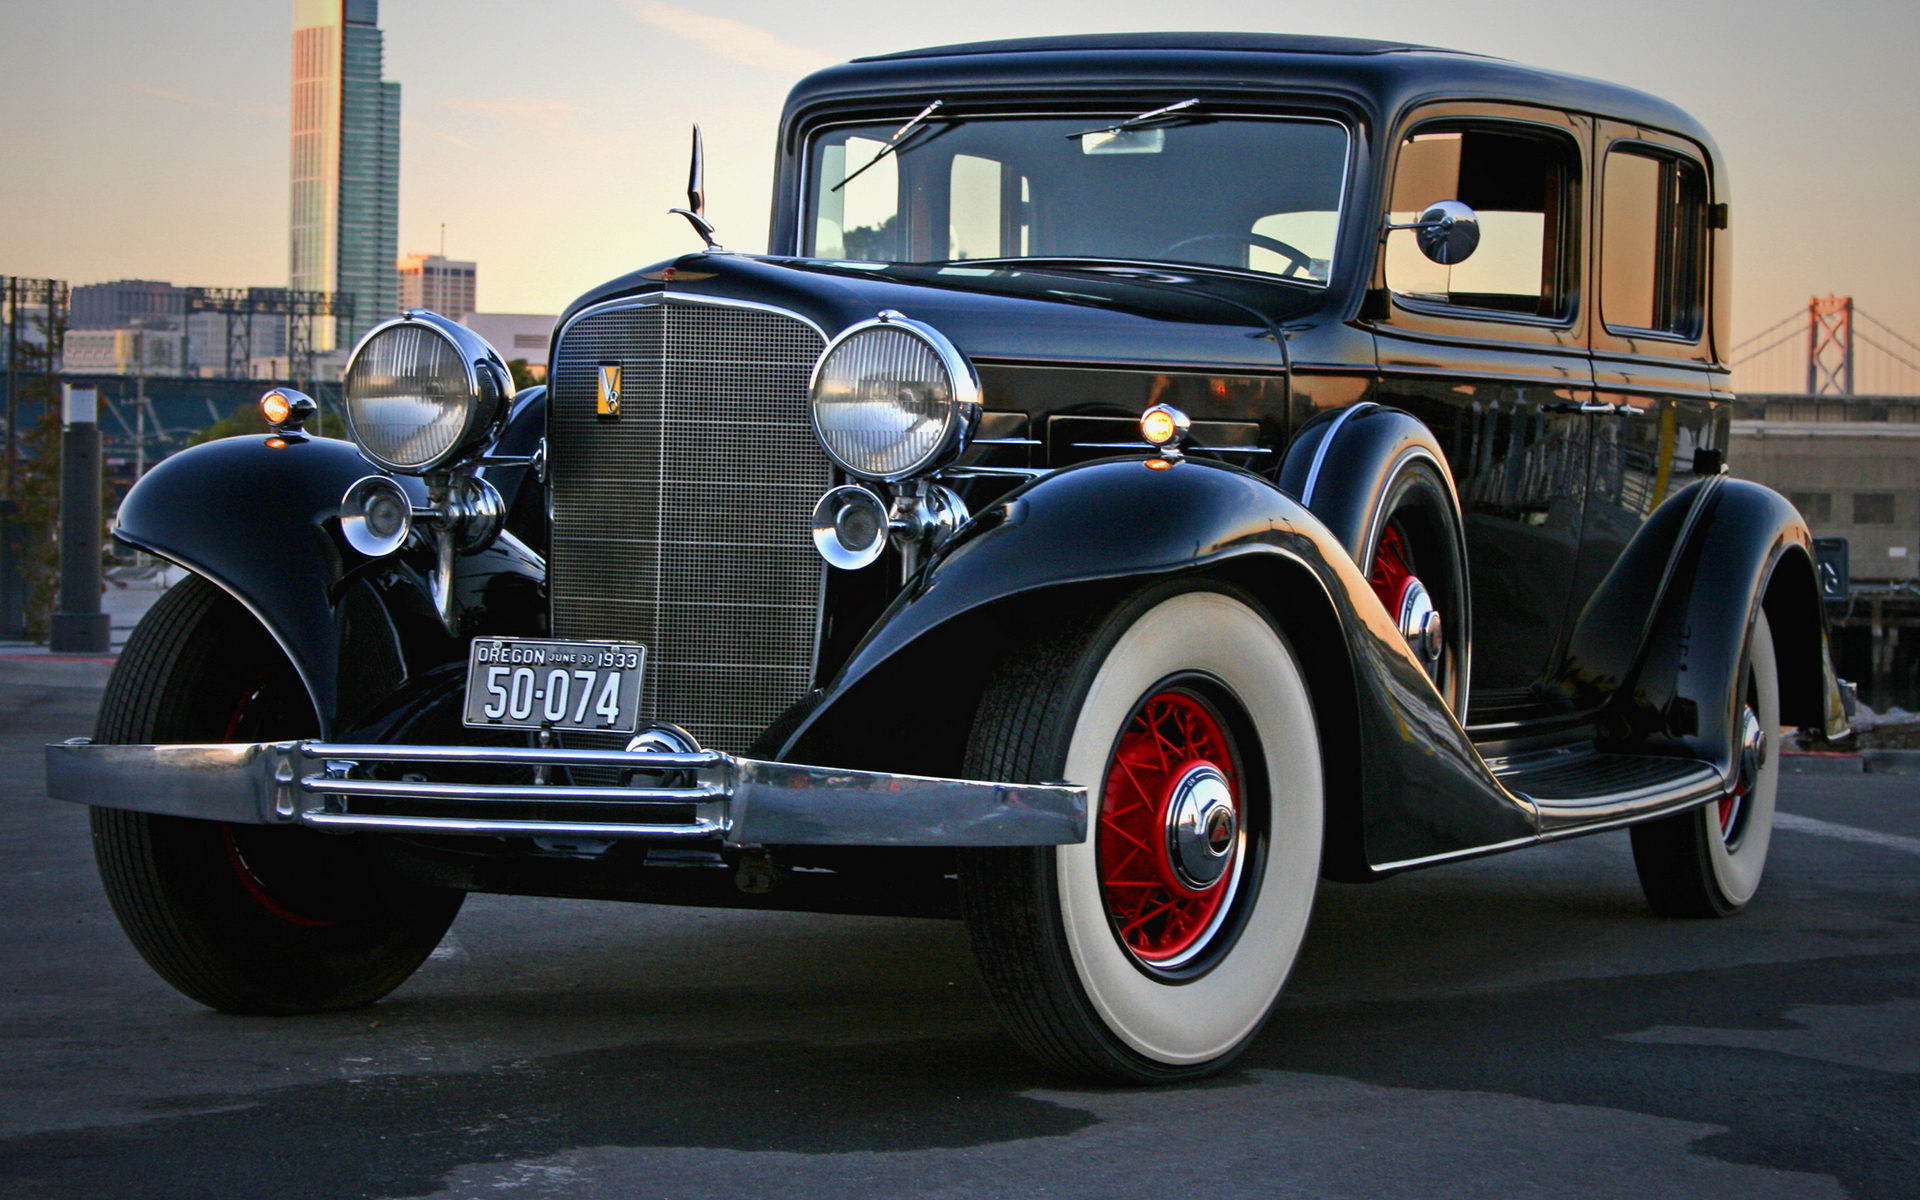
[1385,125,1580,319]
[1601,146,1708,339]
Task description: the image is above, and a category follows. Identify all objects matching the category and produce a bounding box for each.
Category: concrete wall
[1729,419,1920,582]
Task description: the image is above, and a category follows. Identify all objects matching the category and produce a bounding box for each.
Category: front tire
[90,574,463,1015]
[1631,609,1781,918]
[961,585,1323,1082]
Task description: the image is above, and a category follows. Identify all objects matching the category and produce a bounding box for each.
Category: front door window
[1385,126,1579,320]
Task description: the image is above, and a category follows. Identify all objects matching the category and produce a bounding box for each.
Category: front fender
[778,456,1538,876]
[114,434,424,734]
[114,430,548,737]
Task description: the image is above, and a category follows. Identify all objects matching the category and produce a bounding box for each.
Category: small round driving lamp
[342,311,511,474]
[809,311,981,482]
[259,388,316,434]
[339,475,414,557]
[1140,403,1191,449]
[811,485,891,570]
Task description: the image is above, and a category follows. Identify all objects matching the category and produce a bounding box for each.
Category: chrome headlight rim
[342,310,512,475]
[807,310,982,483]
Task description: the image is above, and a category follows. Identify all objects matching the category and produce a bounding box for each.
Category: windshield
[805,112,1351,284]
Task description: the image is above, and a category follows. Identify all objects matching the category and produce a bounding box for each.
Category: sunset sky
[3,0,1915,349]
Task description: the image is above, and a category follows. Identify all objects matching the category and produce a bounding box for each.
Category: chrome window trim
[796,108,1354,287]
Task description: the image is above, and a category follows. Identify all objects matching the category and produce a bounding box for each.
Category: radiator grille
[548,299,829,751]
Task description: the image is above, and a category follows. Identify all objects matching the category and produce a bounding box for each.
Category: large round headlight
[343,312,510,473]
[809,312,980,481]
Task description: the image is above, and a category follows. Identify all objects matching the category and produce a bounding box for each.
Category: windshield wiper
[831,99,945,192]
[1066,97,1201,141]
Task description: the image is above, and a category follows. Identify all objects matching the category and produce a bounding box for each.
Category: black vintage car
[50,33,1848,1083]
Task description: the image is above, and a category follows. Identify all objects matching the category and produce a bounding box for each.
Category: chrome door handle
[1543,401,1622,414]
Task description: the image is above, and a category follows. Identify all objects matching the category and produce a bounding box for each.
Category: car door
[1569,122,1724,618]
[1368,103,1596,725]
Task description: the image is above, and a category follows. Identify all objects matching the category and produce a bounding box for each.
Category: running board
[1369,750,1726,874]
[1496,750,1723,831]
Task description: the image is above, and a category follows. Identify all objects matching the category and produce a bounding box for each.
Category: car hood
[559,253,1332,372]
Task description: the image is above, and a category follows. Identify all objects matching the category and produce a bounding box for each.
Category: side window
[1386,126,1579,319]
[1600,146,1708,339]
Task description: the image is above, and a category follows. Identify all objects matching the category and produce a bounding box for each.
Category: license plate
[462,638,646,733]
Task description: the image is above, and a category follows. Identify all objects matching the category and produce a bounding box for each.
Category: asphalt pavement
[1,653,1915,1200]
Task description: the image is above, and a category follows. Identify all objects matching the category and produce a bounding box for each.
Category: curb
[1783,750,1920,776]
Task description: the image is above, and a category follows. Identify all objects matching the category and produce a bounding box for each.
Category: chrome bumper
[44,739,1087,847]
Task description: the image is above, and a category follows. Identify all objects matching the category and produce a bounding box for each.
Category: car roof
[854,33,1460,61]
[783,32,1715,154]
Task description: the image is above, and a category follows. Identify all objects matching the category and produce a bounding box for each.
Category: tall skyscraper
[290,0,399,350]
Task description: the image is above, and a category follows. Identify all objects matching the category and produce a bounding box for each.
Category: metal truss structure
[2,276,69,492]
[184,287,356,384]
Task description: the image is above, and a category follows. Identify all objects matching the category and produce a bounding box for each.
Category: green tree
[507,359,545,391]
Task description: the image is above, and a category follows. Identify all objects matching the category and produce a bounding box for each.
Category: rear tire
[960,584,1323,1083]
[90,574,462,1015]
[1631,609,1780,918]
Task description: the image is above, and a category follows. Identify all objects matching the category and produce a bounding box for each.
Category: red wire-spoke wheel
[1368,521,1415,611]
[1368,521,1446,683]
[1098,689,1245,968]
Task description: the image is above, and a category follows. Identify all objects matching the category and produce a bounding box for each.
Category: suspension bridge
[1731,296,1920,397]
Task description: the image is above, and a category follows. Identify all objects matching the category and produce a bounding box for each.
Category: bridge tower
[1807,294,1855,395]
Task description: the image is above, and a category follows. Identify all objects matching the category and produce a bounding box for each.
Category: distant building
[398,254,477,320]
[1730,396,1920,583]
[461,313,556,377]
[69,280,184,330]
[248,350,350,382]
[291,0,400,349]
[63,328,187,376]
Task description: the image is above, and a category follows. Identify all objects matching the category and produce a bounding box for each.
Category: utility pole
[50,385,109,653]
[4,276,18,493]
[132,319,147,479]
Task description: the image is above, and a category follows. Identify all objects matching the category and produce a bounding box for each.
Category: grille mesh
[548,300,829,752]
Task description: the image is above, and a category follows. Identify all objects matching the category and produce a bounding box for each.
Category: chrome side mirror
[1388,200,1481,265]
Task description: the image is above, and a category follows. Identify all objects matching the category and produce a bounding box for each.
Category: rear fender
[1278,402,1471,715]
[776,456,1537,879]
[1569,478,1848,771]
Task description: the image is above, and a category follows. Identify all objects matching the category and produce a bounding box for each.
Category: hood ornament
[668,125,723,252]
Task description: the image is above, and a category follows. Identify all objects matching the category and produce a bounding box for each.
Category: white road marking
[1775,811,1920,856]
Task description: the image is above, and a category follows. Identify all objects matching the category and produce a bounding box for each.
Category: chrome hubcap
[1165,765,1237,889]
[1394,576,1445,673]
[1722,704,1766,845]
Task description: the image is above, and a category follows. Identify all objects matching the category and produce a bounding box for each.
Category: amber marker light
[1138,402,1191,458]
[258,387,317,436]
[1141,408,1177,445]
[1145,457,1173,470]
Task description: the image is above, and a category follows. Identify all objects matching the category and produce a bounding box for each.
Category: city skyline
[2,0,1916,346]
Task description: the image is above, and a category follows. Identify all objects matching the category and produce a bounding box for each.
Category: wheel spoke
[1097,688,1243,963]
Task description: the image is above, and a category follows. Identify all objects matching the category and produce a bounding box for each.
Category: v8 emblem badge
[596,362,622,417]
